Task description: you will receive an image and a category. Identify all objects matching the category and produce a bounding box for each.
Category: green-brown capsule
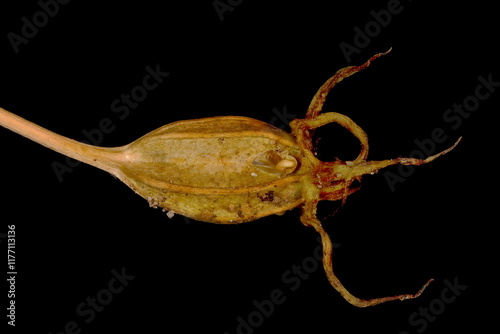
[0,49,460,308]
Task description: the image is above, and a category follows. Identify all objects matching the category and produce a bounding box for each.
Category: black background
[0,1,496,333]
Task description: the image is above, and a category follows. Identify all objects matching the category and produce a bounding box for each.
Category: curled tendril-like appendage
[289,48,459,307]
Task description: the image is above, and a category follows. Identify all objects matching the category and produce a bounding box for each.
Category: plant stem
[0,107,124,175]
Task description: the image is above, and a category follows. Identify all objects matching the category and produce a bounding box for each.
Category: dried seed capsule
[118,116,305,223]
[0,49,461,308]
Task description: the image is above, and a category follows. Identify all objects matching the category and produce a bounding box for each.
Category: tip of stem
[424,136,462,163]
[342,136,462,180]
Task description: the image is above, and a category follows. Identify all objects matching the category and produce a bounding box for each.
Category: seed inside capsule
[276,158,296,170]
